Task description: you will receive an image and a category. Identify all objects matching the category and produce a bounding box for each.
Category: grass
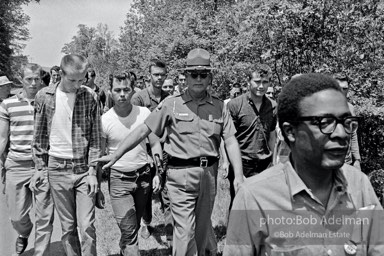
[95,167,231,255]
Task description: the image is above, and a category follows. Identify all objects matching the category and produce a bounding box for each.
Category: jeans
[5,158,54,256]
[47,156,96,256]
[167,162,218,256]
[109,165,150,256]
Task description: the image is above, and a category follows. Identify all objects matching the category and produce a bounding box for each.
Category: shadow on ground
[22,241,65,256]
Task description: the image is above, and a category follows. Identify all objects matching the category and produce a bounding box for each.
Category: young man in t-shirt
[0,64,54,255]
[101,72,162,255]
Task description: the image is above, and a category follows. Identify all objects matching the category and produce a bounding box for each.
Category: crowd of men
[0,47,383,256]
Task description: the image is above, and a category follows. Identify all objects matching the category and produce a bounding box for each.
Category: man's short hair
[50,65,60,74]
[20,63,43,78]
[41,70,51,86]
[60,54,88,76]
[111,72,133,89]
[248,64,272,81]
[148,59,167,73]
[278,73,342,142]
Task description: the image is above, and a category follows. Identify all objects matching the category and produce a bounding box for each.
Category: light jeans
[47,156,96,256]
[109,165,150,256]
[5,158,54,256]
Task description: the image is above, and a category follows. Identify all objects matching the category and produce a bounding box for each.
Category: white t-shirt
[49,88,76,158]
[102,105,151,172]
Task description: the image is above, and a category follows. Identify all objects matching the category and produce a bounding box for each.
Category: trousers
[109,166,150,256]
[167,162,218,256]
[47,156,96,256]
[5,158,54,256]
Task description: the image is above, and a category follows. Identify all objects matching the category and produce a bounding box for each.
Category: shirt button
[327,249,332,255]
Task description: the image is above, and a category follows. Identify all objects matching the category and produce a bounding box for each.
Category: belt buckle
[200,157,208,168]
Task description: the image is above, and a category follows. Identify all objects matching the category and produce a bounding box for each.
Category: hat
[183,48,215,71]
[0,76,13,86]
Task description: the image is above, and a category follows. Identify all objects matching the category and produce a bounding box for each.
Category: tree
[62,23,119,88]
[0,0,38,78]
[117,0,384,100]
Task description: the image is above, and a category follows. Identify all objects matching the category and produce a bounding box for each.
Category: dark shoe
[140,225,151,239]
[15,236,28,254]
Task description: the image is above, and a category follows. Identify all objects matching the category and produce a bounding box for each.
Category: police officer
[93,48,244,256]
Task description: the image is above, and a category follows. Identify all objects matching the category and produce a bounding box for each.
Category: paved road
[0,182,64,255]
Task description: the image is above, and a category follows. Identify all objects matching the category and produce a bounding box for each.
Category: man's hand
[29,169,47,192]
[220,161,230,179]
[233,175,245,194]
[87,166,99,197]
[91,154,117,170]
[152,175,161,194]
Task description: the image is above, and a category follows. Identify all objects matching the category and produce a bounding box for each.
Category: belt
[168,156,219,168]
[116,164,150,179]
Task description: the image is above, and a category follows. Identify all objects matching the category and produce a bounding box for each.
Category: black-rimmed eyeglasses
[291,115,360,135]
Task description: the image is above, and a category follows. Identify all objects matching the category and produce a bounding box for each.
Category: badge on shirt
[344,240,357,255]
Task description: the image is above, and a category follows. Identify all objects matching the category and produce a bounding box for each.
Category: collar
[146,87,168,102]
[16,90,33,102]
[45,83,88,96]
[283,159,348,201]
[247,92,267,106]
[183,89,214,105]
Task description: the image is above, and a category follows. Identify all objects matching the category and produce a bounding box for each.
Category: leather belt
[168,156,219,168]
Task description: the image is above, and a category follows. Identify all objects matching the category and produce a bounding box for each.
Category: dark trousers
[142,166,156,225]
[228,157,272,211]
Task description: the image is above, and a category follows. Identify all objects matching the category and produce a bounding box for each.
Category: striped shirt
[0,91,34,161]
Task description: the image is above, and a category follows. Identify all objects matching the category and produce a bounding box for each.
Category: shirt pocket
[208,118,223,138]
[174,114,195,134]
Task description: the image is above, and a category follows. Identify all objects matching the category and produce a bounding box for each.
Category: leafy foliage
[61,23,120,88]
[0,0,38,79]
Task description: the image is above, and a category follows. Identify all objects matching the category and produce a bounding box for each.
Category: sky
[22,0,133,68]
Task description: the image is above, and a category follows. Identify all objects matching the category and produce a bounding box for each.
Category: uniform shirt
[224,161,384,256]
[131,87,169,111]
[32,84,101,172]
[0,91,34,161]
[144,90,236,159]
[227,93,277,161]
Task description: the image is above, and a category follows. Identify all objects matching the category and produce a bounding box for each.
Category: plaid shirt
[32,84,101,172]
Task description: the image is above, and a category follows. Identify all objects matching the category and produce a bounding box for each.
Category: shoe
[140,225,151,239]
[15,236,28,254]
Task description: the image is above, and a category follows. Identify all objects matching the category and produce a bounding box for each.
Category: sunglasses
[187,72,210,79]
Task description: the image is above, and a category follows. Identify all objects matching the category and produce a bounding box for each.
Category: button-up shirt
[144,90,236,159]
[224,161,384,256]
[131,87,169,111]
[227,93,277,161]
[32,84,101,172]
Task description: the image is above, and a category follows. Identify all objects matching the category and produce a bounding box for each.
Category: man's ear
[282,122,296,143]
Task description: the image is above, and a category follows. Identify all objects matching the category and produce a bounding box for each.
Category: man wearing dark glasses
[93,48,244,256]
[224,73,384,256]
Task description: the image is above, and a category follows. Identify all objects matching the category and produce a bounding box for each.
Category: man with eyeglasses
[93,48,244,256]
[223,64,277,211]
[224,73,384,256]
[334,73,361,170]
